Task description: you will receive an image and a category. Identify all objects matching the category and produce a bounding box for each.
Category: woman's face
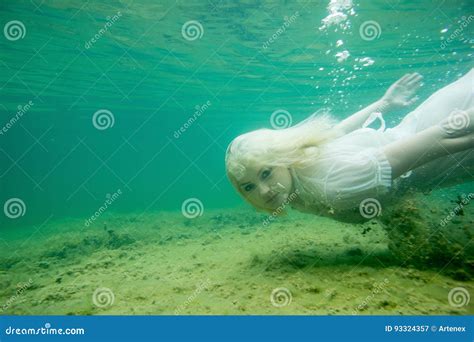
[237,163,294,210]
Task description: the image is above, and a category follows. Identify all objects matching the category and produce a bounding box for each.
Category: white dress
[291,68,473,219]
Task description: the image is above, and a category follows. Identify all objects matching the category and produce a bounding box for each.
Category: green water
[1,0,474,316]
[0,0,472,226]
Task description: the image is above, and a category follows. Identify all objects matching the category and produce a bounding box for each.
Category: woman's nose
[259,184,271,197]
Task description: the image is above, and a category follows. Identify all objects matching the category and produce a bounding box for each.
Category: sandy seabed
[1,197,473,315]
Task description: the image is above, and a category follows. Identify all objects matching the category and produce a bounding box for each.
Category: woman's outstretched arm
[335,73,423,134]
[384,109,474,179]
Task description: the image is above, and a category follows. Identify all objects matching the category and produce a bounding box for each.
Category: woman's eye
[244,184,254,192]
[261,169,272,179]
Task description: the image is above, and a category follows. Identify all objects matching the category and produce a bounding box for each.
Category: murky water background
[1,0,472,227]
[0,0,473,316]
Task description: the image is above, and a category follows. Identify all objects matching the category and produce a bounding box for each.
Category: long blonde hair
[225,111,341,212]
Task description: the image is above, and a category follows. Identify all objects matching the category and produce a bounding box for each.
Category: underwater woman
[225,69,473,223]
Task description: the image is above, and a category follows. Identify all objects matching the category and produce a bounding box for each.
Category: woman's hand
[334,73,423,135]
[380,73,423,111]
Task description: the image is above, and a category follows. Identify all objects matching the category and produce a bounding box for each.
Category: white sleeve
[321,147,393,210]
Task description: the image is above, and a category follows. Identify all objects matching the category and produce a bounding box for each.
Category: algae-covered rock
[380,192,474,279]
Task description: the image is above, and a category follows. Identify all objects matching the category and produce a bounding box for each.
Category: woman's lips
[266,193,279,204]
